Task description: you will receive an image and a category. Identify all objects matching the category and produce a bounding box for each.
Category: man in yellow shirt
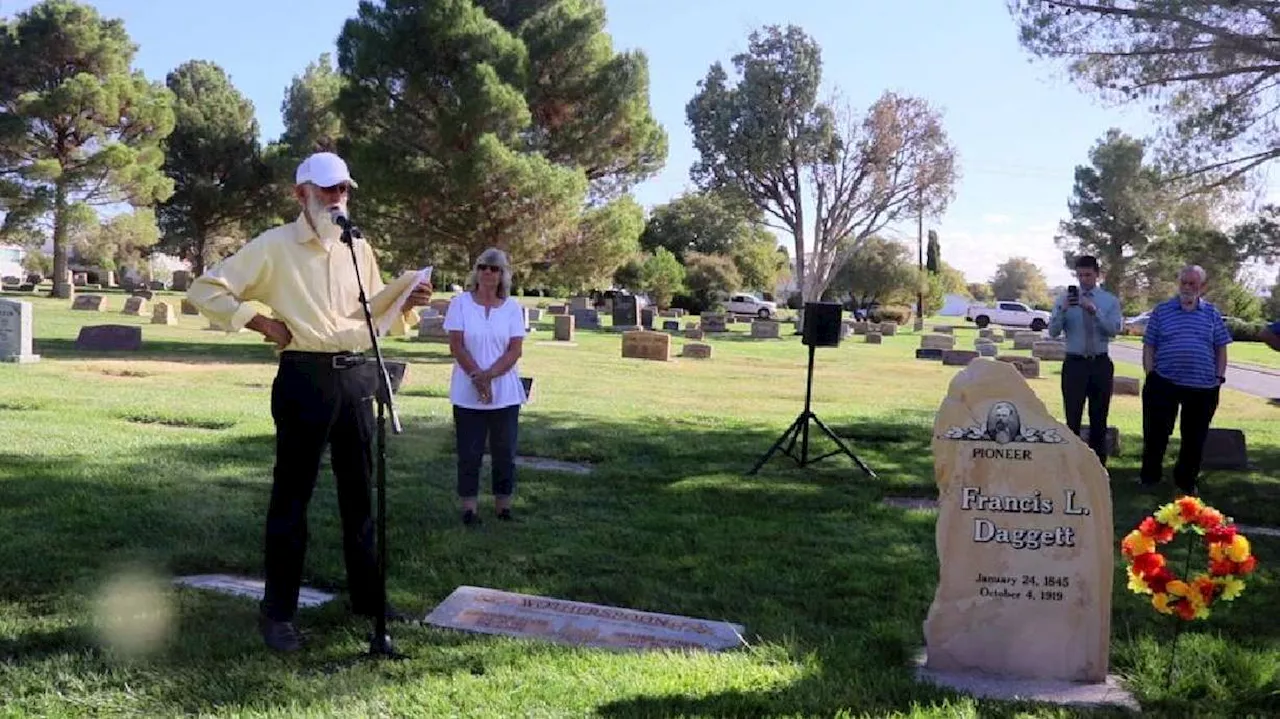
[187,151,432,652]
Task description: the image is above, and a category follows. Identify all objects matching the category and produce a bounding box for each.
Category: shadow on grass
[1,407,1279,716]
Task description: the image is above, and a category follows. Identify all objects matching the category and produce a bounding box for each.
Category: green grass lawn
[2,291,1279,717]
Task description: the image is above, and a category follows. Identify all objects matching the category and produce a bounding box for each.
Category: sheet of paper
[375,266,432,336]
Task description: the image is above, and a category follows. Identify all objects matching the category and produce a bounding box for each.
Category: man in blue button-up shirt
[1048,255,1124,465]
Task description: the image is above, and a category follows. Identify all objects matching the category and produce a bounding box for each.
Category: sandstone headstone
[879,322,898,337]
[151,302,178,326]
[417,316,449,341]
[925,359,1113,682]
[72,294,107,311]
[1201,428,1248,470]
[1032,341,1067,361]
[701,313,727,333]
[682,342,713,359]
[571,308,600,330]
[621,330,670,362]
[554,314,575,342]
[171,270,192,291]
[921,334,955,351]
[0,299,40,363]
[684,328,705,340]
[865,332,883,344]
[612,294,640,329]
[122,296,148,316]
[181,299,200,316]
[1079,425,1121,457]
[751,319,781,339]
[1112,376,1140,395]
[942,349,979,366]
[996,354,1041,379]
[916,348,943,361]
[75,324,142,352]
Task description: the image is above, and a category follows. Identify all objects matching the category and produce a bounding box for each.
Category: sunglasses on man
[476,263,502,272]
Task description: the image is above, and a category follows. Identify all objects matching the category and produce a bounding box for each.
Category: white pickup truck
[964,301,1051,331]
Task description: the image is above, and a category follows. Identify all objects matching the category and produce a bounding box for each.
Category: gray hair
[1179,264,1207,284]
[465,247,512,298]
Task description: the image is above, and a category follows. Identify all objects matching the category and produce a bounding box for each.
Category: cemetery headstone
[921,334,955,351]
[0,299,40,363]
[72,294,107,311]
[1012,332,1041,350]
[932,325,954,334]
[916,348,943,360]
[1079,425,1121,457]
[148,280,166,291]
[612,294,640,329]
[554,314,575,341]
[662,320,680,332]
[417,316,449,342]
[569,296,591,311]
[942,349,979,366]
[548,304,567,315]
[851,320,868,336]
[996,354,1041,379]
[978,328,994,339]
[751,319,781,339]
[621,330,671,362]
[181,299,200,316]
[924,359,1113,682]
[75,325,142,352]
[428,298,452,315]
[684,328,705,340]
[975,341,998,358]
[571,308,600,330]
[880,322,899,337]
[527,308,542,323]
[1032,341,1067,361]
[171,270,192,291]
[1112,376,1140,395]
[132,289,155,300]
[865,332,883,344]
[701,314,727,333]
[1201,428,1248,470]
[641,308,654,330]
[151,302,178,326]
[682,342,713,359]
[72,272,88,287]
[122,296,148,316]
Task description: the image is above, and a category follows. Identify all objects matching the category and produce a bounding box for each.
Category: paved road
[1108,343,1280,400]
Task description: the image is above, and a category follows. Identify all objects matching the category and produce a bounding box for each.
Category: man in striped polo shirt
[1262,321,1280,351]
[1140,265,1231,494]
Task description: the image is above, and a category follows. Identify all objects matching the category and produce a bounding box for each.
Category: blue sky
[5,0,1271,287]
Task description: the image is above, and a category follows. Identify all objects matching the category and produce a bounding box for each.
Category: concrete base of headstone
[1112,376,1140,395]
[913,652,1138,712]
[1202,428,1248,470]
[865,332,882,344]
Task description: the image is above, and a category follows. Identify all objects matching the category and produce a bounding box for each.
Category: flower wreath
[1121,496,1256,620]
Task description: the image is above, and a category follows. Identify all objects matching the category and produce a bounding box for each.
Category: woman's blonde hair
[465,247,512,298]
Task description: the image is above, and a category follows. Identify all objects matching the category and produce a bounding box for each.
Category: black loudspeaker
[802,302,843,347]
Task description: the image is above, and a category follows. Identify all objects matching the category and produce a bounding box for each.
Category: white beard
[306,195,345,243]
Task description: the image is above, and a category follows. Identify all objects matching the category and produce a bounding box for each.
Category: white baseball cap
[295,152,359,188]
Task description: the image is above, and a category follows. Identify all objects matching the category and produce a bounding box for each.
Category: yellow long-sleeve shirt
[186,214,416,353]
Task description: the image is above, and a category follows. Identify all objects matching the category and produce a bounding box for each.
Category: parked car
[725,293,778,318]
[1123,311,1152,336]
[964,300,1051,331]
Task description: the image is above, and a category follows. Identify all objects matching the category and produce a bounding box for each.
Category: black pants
[260,352,379,622]
[1061,355,1114,464]
[454,404,521,498]
[1140,371,1221,492]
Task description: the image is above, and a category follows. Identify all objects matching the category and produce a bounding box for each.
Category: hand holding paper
[372,267,433,336]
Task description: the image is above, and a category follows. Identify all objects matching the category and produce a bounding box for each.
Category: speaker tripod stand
[748,343,877,477]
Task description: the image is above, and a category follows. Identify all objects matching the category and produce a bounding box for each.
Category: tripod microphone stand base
[365,631,405,660]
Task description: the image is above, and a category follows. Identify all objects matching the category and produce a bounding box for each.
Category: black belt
[280,350,370,370]
[1066,352,1108,360]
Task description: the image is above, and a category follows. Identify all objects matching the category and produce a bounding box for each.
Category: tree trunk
[192,233,206,278]
[51,181,71,299]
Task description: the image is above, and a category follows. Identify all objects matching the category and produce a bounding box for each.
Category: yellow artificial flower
[1228,535,1252,563]
[1123,530,1156,557]
[1209,542,1226,562]
[1127,567,1151,594]
[1155,503,1186,529]
[1218,577,1246,601]
[1166,580,1190,597]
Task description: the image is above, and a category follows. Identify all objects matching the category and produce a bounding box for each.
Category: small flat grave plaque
[424,585,744,652]
[173,574,334,607]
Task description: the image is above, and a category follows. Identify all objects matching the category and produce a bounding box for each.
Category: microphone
[328,206,361,242]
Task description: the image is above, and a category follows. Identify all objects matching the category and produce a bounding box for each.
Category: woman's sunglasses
[476,263,502,272]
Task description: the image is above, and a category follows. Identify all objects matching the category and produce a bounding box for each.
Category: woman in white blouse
[443,248,528,525]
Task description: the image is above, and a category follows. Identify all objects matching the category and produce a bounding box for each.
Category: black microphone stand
[340,219,405,660]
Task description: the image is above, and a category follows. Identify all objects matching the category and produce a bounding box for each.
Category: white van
[0,245,24,280]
